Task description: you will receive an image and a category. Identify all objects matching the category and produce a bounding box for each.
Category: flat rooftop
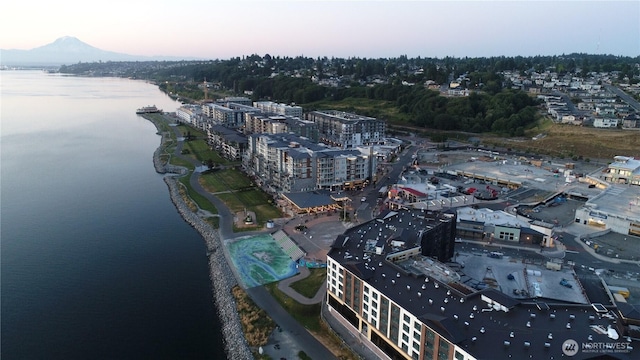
[585,185,640,222]
[328,208,637,359]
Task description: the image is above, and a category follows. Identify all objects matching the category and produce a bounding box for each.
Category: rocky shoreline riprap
[148,116,252,359]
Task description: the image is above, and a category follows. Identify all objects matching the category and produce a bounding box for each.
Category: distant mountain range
[0,36,197,67]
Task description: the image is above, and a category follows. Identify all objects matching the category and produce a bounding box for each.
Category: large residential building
[207,125,247,161]
[202,102,259,129]
[326,208,639,360]
[306,110,386,149]
[253,101,303,118]
[244,133,375,192]
[244,113,319,141]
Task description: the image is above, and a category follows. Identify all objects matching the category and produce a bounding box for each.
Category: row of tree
[59,53,637,135]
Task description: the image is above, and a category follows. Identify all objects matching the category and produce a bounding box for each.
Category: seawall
[147,116,252,359]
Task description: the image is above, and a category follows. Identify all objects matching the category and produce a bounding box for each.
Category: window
[455,351,465,360]
[403,324,410,333]
[402,334,409,342]
[438,339,450,360]
[404,314,410,323]
[413,331,420,341]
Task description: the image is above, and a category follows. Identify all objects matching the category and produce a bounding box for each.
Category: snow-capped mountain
[1,37,190,66]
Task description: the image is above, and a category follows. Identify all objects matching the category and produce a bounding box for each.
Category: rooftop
[328,208,637,359]
[585,185,640,222]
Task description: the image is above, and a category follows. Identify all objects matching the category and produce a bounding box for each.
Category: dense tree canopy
[60,53,638,135]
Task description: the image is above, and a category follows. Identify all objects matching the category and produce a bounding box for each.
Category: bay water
[1,71,224,359]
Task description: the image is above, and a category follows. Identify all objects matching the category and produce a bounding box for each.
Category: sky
[1,0,638,59]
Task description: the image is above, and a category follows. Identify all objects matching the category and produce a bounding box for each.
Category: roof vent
[550,314,555,319]
[569,314,575,320]
[391,279,395,285]
[473,305,478,311]
[510,332,514,338]
[465,321,470,327]
[429,299,433,305]
[470,313,475,319]
[382,273,386,278]
[422,284,427,290]
[472,337,477,342]
[524,341,530,348]
[504,341,510,347]
[440,307,445,313]
[589,315,595,321]
[544,342,551,349]
[566,323,571,329]
[588,335,593,341]
[526,321,531,328]
[454,314,459,320]
[460,298,465,303]
[417,292,422,298]
[530,313,536,319]
[396,272,401,278]
[548,333,553,340]
[434,283,439,289]
[480,327,485,334]
[447,290,451,296]
[407,285,411,291]
[444,298,449,304]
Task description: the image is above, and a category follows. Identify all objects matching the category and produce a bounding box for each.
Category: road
[605,84,640,112]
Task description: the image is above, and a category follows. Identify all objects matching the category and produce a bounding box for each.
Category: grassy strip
[264,283,358,360]
[199,168,254,193]
[217,189,281,225]
[290,268,327,299]
[265,283,322,331]
[177,175,219,216]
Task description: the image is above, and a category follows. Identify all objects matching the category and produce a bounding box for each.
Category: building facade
[325,209,638,360]
[306,110,386,149]
[244,133,375,193]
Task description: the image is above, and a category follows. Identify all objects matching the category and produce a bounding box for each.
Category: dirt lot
[486,122,640,162]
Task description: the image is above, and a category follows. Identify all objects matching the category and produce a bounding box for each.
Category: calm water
[1,71,224,359]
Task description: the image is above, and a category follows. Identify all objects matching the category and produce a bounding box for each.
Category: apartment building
[202,102,259,129]
[244,113,319,141]
[207,125,247,161]
[244,133,375,192]
[326,208,638,360]
[306,110,386,148]
[253,101,303,118]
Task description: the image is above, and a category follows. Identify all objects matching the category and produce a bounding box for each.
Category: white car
[361,197,367,202]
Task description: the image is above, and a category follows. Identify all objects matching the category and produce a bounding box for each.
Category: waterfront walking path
[150,116,336,359]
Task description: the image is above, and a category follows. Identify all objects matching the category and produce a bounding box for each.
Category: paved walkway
[277,266,327,305]
[162,120,335,356]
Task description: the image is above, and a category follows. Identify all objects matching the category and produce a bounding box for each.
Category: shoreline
[146,116,252,359]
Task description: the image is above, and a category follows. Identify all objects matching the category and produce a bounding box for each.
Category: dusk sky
[1,1,638,59]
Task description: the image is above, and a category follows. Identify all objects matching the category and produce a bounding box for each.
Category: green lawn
[265,282,322,332]
[217,189,281,225]
[290,268,327,298]
[178,175,219,216]
[199,168,254,193]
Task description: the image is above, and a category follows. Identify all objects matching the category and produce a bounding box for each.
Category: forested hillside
[59,53,639,135]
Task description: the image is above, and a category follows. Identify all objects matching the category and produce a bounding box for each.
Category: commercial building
[326,208,639,360]
[574,185,640,237]
[604,156,640,186]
